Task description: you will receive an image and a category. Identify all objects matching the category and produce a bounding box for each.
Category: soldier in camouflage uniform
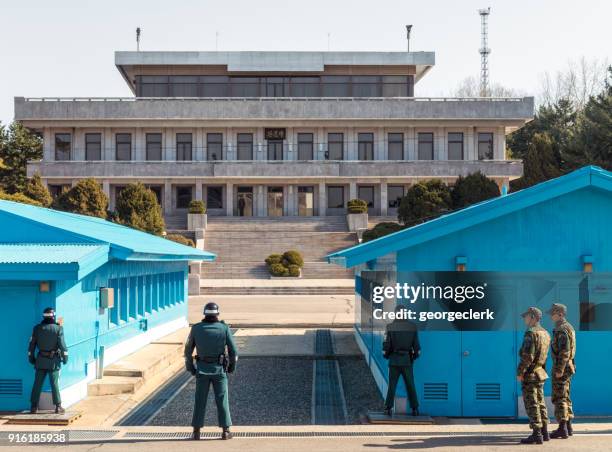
[547,303,576,439]
[517,307,551,445]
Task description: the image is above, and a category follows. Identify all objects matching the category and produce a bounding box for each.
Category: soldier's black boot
[55,405,65,414]
[550,421,569,439]
[520,427,543,445]
[383,407,392,416]
[29,405,38,414]
[192,427,200,440]
[566,419,573,436]
[411,408,419,417]
[541,423,550,441]
[222,428,233,440]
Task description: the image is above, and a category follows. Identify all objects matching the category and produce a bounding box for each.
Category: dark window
[146,185,162,204]
[231,77,260,97]
[290,77,320,97]
[322,76,350,97]
[55,133,71,161]
[237,133,253,160]
[297,133,314,160]
[48,184,69,199]
[201,76,229,97]
[478,132,494,160]
[207,133,223,161]
[448,133,464,160]
[327,186,345,209]
[358,133,374,160]
[265,77,286,97]
[146,133,162,160]
[388,185,405,208]
[176,186,193,209]
[418,132,434,160]
[116,133,132,161]
[352,76,380,97]
[85,133,101,161]
[358,186,374,207]
[138,75,168,97]
[169,76,199,97]
[267,140,283,160]
[206,186,223,209]
[327,133,344,160]
[388,133,404,160]
[176,133,192,161]
[382,76,408,97]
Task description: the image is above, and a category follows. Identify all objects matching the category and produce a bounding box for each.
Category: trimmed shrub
[0,190,42,206]
[54,178,108,218]
[398,179,451,227]
[451,171,500,209]
[114,182,165,235]
[24,174,52,207]
[362,222,404,243]
[269,263,289,277]
[347,198,368,214]
[282,250,304,268]
[265,253,283,266]
[287,264,301,277]
[166,233,195,247]
[188,200,206,214]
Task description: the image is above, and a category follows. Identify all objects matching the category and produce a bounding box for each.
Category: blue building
[328,166,612,417]
[0,200,214,410]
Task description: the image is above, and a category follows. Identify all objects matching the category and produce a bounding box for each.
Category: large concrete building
[15,50,533,228]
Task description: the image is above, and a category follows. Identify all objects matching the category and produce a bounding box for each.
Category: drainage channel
[312,329,348,425]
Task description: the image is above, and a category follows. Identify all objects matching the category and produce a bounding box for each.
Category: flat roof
[115,51,436,92]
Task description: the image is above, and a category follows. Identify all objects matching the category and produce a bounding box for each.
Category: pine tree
[54,178,108,218]
[0,121,42,193]
[114,183,165,235]
[510,133,563,191]
[398,180,452,226]
[23,174,53,207]
[451,172,500,209]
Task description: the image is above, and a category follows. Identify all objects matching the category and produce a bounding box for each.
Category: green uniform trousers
[191,372,231,428]
[522,380,548,429]
[384,365,418,410]
[30,369,61,406]
[552,375,574,421]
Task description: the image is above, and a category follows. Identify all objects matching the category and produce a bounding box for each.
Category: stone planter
[187,213,207,231]
[347,212,368,232]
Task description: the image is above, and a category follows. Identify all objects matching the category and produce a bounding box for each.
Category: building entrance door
[267,187,283,217]
[298,186,314,216]
[236,187,253,217]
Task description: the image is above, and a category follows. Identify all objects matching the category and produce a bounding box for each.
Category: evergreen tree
[23,173,52,207]
[54,178,108,218]
[114,183,165,235]
[0,121,43,193]
[398,180,451,227]
[510,133,563,191]
[451,172,500,209]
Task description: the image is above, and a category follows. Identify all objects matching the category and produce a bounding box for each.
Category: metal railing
[22,96,529,102]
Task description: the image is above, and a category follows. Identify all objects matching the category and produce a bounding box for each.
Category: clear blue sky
[0,0,610,124]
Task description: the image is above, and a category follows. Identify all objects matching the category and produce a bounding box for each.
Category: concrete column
[380,181,388,216]
[317,128,325,160]
[195,182,203,201]
[164,181,172,214]
[225,182,233,216]
[406,127,416,160]
[256,128,265,161]
[43,128,53,161]
[258,185,266,217]
[466,127,475,160]
[73,129,84,161]
[165,128,174,161]
[496,127,506,160]
[135,129,144,161]
[286,127,294,161]
[377,127,386,160]
[349,181,358,201]
[104,128,113,161]
[318,182,326,216]
[436,127,446,160]
[347,127,356,160]
[195,128,204,161]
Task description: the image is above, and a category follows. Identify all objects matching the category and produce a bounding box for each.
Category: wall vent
[423,383,448,400]
[0,379,22,396]
[476,383,501,400]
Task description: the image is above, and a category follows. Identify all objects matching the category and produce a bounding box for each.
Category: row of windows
[135,75,415,98]
[54,132,495,161]
[107,272,185,326]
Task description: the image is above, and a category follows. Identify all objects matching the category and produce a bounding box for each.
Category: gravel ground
[148,357,313,426]
[338,357,384,423]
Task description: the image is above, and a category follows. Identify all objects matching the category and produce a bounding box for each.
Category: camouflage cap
[521,307,542,320]
[547,303,567,315]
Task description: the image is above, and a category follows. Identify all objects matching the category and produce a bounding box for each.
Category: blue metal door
[0,284,38,410]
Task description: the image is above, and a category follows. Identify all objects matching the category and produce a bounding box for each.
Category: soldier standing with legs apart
[382,306,420,416]
[548,303,576,439]
[517,307,551,444]
[185,302,238,440]
[28,307,68,414]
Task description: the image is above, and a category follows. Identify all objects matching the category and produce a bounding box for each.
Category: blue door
[0,284,38,410]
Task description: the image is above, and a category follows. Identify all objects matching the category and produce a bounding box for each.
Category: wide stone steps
[206,217,348,232]
[200,261,354,279]
[200,286,355,295]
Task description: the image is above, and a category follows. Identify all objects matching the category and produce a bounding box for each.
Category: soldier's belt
[196,355,223,364]
[38,350,58,358]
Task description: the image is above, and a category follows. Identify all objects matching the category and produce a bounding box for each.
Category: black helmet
[43,307,55,319]
[203,302,219,316]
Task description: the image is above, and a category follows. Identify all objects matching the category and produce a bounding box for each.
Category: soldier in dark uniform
[517,307,551,444]
[28,307,68,414]
[184,302,238,440]
[382,306,421,416]
[548,303,576,439]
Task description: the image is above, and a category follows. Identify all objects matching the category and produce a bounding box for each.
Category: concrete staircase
[367,216,400,228]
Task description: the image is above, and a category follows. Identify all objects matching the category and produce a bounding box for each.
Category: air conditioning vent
[423,382,448,400]
[476,383,501,400]
[0,379,22,396]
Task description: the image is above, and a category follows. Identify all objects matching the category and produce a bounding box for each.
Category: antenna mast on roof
[478,8,491,97]
[406,25,412,52]
[136,27,141,52]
